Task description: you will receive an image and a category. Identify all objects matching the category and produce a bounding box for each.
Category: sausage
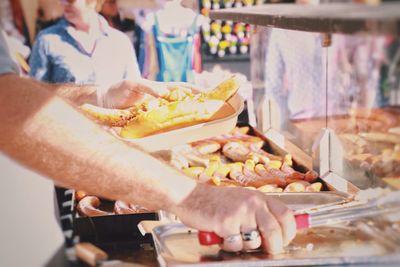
[114,200,137,215]
[80,103,134,127]
[206,132,264,148]
[229,161,287,188]
[114,201,151,214]
[249,144,282,161]
[217,178,242,187]
[191,140,221,154]
[304,170,319,183]
[75,190,88,202]
[222,141,250,162]
[76,196,111,217]
[129,204,150,213]
[253,164,287,188]
[280,162,305,180]
[222,140,282,163]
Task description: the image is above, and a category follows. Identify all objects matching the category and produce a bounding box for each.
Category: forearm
[0,74,196,211]
[42,81,98,105]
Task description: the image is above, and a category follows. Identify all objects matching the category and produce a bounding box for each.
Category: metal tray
[55,187,159,248]
[70,193,158,246]
[151,222,400,267]
[149,192,400,266]
[265,191,350,213]
[73,209,158,244]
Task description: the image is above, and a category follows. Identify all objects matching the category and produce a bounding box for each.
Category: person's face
[101,0,118,17]
[60,0,97,25]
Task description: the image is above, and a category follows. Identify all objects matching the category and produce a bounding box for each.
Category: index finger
[165,82,203,94]
[266,197,296,246]
[255,205,284,254]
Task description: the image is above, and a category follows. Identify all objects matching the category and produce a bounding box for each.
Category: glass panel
[327,33,400,189]
[262,28,328,156]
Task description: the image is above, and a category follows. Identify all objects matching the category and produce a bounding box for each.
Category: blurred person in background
[100,0,135,33]
[99,0,140,59]
[29,0,141,89]
[0,0,31,74]
[35,0,64,33]
[0,0,30,46]
[264,0,385,130]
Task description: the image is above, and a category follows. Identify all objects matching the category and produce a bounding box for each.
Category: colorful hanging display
[200,0,266,59]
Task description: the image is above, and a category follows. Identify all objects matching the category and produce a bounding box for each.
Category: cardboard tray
[112,94,244,152]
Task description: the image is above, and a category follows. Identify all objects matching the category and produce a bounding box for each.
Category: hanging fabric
[192,32,202,73]
[10,0,30,46]
[152,13,198,82]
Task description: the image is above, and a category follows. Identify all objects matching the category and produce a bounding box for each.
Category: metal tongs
[198,191,400,245]
[295,190,400,228]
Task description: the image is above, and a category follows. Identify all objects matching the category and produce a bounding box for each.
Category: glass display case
[210,3,400,192]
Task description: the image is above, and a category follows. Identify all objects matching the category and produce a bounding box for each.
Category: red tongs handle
[198,213,310,245]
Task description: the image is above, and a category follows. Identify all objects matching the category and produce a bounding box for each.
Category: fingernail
[269,247,284,255]
[268,238,283,255]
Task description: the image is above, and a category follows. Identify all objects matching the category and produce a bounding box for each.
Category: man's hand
[173,184,296,254]
[101,79,201,109]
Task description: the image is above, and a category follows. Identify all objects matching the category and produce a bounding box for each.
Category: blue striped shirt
[29,16,140,87]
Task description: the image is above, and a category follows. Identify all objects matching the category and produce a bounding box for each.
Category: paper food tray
[110,93,244,152]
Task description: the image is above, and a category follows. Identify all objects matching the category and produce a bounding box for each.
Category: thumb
[102,80,150,109]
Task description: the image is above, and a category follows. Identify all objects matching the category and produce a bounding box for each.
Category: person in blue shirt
[29,0,141,88]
